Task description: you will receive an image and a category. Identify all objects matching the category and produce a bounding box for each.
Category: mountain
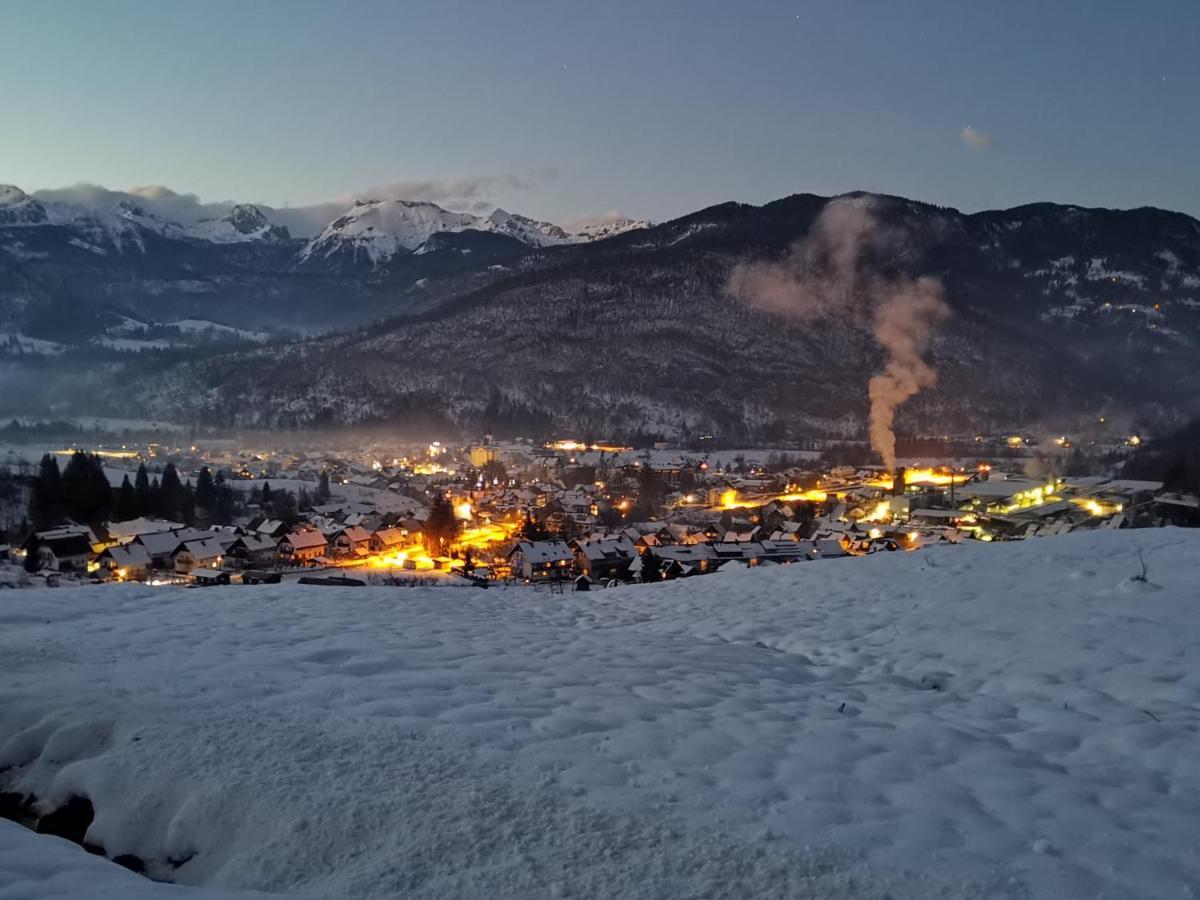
[573,216,652,241]
[293,199,646,272]
[185,204,291,243]
[0,186,648,337]
[295,199,484,271]
[75,191,1200,441]
[3,187,1199,440]
[0,185,48,225]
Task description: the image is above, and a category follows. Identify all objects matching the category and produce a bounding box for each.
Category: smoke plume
[728,196,950,470]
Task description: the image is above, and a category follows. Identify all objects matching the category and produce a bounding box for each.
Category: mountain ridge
[3,188,1199,440]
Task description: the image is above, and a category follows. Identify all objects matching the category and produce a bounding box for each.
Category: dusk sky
[3,0,1198,224]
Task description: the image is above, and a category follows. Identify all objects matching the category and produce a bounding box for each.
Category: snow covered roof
[283,530,329,550]
[36,524,97,544]
[513,540,573,563]
[98,543,152,567]
[107,517,185,541]
[234,534,278,553]
[372,527,407,546]
[135,528,210,556]
[576,536,638,562]
[177,538,225,560]
[957,479,1045,498]
[654,545,714,562]
[1156,492,1200,509]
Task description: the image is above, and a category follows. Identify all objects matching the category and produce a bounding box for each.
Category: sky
[2,0,1198,228]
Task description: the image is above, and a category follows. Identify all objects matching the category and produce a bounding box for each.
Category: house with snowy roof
[328,525,372,557]
[225,534,279,567]
[171,537,226,574]
[96,543,153,580]
[131,528,211,568]
[571,535,638,581]
[508,540,574,580]
[370,527,408,553]
[278,529,328,565]
[29,532,93,572]
[107,517,185,542]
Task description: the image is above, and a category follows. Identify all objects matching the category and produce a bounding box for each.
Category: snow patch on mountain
[574,216,651,241]
[167,319,270,342]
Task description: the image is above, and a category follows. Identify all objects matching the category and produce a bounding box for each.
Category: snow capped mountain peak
[298,198,485,268]
[574,216,651,241]
[295,198,649,270]
[486,208,574,247]
[2,182,643,267]
[227,203,270,233]
[0,184,48,224]
[186,203,291,244]
[0,185,30,206]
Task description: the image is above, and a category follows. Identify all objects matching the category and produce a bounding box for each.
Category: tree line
[25,452,310,533]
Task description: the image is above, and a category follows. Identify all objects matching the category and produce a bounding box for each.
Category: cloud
[960,124,993,151]
[30,170,561,237]
[346,170,559,209]
[35,183,242,227]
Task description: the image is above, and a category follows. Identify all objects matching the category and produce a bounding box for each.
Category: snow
[573,216,651,241]
[0,185,28,206]
[2,529,1199,898]
[92,336,176,352]
[166,320,269,343]
[184,206,288,244]
[297,199,648,268]
[0,821,268,899]
[0,332,67,356]
[485,209,574,247]
[1085,257,1148,289]
[67,237,108,255]
[297,199,485,266]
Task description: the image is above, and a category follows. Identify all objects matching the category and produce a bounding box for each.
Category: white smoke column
[867,278,950,470]
[728,197,951,469]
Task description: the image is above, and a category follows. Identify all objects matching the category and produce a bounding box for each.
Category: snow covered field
[2,529,1198,898]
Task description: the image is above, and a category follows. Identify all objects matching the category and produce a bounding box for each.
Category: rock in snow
[1,528,1199,898]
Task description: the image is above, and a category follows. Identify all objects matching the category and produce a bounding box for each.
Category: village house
[508,540,574,580]
[278,529,329,565]
[107,517,185,543]
[225,534,279,568]
[30,532,93,572]
[369,526,407,553]
[249,518,291,539]
[95,543,152,581]
[572,535,639,582]
[327,525,372,557]
[172,537,226,575]
[132,528,211,570]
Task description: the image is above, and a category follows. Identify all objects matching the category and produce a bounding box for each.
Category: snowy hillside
[2,528,1198,898]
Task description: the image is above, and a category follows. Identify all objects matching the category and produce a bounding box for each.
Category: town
[1,426,1194,591]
